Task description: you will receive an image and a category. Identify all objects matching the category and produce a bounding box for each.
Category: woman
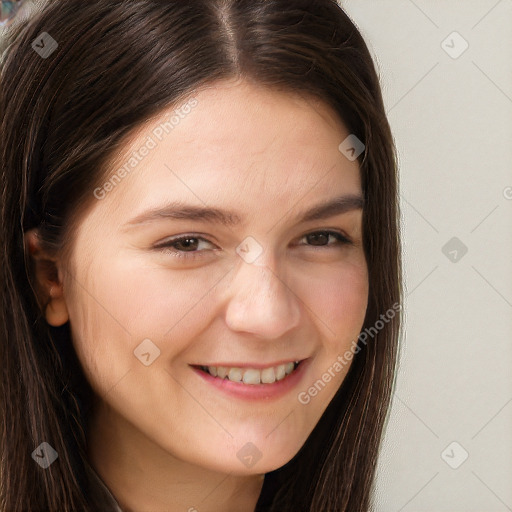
[0,1,402,510]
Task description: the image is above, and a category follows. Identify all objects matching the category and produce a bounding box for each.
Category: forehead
[100,80,362,220]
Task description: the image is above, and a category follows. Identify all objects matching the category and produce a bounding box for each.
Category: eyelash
[154,230,353,261]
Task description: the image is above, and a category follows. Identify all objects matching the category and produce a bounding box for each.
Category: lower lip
[190,359,311,401]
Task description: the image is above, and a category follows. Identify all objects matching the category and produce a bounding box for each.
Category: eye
[154,235,217,260]
[298,230,353,248]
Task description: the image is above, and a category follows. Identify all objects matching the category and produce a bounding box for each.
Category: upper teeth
[202,361,299,385]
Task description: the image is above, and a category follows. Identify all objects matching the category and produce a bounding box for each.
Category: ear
[24,229,70,327]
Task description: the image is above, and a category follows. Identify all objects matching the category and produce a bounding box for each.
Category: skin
[25,78,369,512]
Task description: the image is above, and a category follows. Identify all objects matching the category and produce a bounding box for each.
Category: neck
[86,399,265,512]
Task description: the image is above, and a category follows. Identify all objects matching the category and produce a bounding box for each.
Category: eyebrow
[123,194,364,229]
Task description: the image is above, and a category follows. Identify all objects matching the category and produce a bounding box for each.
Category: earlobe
[44,286,70,327]
[23,229,70,326]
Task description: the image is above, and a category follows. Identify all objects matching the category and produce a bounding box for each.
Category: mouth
[192,360,303,386]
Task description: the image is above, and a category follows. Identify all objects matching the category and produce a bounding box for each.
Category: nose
[223,255,302,339]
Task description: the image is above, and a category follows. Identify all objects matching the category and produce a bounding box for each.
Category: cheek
[63,266,140,395]
[298,260,368,345]
[65,255,219,377]
[291,263,368,420]
[104,259,225,342]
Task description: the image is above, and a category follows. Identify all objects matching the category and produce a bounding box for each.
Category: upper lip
[192,358,307,369]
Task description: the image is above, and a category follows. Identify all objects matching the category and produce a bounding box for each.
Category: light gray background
[341,1,512,510]
[2,1,511,510]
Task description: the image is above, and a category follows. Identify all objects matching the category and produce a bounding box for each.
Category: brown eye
[301,230,352,247]
[173,237,200,251]
[154,235,217,260]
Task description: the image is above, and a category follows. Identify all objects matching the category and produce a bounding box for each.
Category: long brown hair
[0,1,402,510]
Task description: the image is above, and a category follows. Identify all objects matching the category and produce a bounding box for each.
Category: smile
[197,361,301,385]
[190,358,311,401]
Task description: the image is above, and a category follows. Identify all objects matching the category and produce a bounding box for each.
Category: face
[57,79,368,475]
